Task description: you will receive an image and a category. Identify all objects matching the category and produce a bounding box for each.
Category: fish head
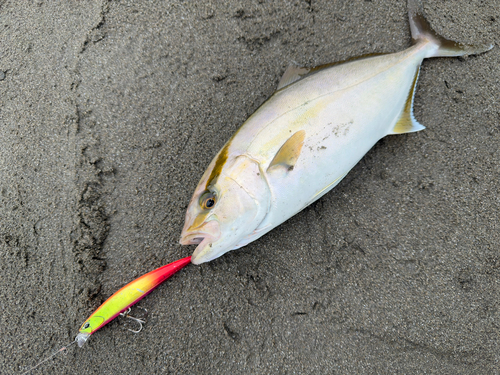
[180,153,270,264]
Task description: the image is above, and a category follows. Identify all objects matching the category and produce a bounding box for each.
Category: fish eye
[200,191,217,210]
[83,322,90,329]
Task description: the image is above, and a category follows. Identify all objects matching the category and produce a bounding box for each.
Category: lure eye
[200,191,217,210]
[83,322,90,329]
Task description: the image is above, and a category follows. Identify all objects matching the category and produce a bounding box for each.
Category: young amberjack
[180,0,493,264]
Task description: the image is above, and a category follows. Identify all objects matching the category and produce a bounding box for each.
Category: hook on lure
[22,256,191,374]
[120,306,148,333]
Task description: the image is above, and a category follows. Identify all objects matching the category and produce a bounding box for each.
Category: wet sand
[1,0,499,373]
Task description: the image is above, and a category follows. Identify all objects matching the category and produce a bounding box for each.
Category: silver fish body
[180,0,493,264]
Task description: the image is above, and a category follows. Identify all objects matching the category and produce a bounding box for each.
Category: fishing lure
[76,255,191,346]
[23,256,191,374]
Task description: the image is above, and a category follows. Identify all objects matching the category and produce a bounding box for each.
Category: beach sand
[1,0,499,373]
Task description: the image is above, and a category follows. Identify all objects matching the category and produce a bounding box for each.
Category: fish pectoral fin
[277,65,311,90]
[389,67,426,135]
[267,130,306,172]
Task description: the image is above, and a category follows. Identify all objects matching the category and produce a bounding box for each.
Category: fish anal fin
[389,67,425,135]
[267,130,306,172]
[277,66,311,90]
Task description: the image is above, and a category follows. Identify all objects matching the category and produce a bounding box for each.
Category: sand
[1,0,499,373]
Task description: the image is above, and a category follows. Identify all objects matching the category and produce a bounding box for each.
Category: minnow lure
[22,256,191,374]
[76,256,191,347]
[180,0,493,264]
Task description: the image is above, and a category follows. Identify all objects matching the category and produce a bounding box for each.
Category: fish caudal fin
[408,0,493,58]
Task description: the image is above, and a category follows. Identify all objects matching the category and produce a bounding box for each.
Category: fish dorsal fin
[267,130,306,172]
[389,67,426,135]
[277,54,390,91]
[277,66,311,90]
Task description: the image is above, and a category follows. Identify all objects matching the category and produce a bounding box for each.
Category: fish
[75,256,191,347]
[179,0,493,265]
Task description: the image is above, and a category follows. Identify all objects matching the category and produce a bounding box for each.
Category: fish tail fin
[408,0,493,58]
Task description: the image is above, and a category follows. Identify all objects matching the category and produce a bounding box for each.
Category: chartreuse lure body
[76,256,191,347]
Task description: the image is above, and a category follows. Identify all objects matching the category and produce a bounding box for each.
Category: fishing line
[21,339,76,375]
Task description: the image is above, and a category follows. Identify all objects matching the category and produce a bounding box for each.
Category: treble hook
[119,307,148,333]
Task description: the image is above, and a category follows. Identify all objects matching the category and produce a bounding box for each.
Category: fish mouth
[180,218,220,245]
[179,232,214,246]
[190,240,225,264]
[180,234,217,265]
[179,220,221,264]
